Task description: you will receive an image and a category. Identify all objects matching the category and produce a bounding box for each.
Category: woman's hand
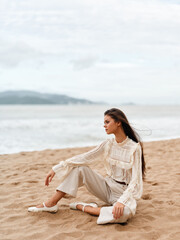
[112,202,125,219]
[45,169,55,186]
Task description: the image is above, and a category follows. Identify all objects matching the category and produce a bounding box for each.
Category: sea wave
[0,105,180,154]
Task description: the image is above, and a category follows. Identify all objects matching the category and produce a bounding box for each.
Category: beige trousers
[56,166,133,224]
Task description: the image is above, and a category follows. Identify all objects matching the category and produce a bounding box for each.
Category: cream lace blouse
[52,136,143,215]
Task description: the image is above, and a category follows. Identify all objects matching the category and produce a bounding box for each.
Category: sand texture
[0,138,180,240]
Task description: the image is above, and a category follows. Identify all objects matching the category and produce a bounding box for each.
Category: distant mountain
[0,91,104,105]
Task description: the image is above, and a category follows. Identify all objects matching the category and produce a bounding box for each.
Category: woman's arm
[52,139,110,173]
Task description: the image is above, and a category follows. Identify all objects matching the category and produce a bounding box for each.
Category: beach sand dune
[0,139,180,240]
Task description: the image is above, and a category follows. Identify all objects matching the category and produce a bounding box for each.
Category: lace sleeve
[117,143,143,205]
[52,139,109,173]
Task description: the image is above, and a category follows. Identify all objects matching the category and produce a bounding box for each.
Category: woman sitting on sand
[28,108,145,224]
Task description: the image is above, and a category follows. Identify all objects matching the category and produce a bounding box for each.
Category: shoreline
[1,136,180,156]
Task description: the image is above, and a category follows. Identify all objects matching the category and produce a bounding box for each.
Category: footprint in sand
[142,194,152,200]
[11,182,20,185]
[167,200,175,205]
[146,181,159,186]
[152,182,158,186]
[27,180,38,184]
[13,173,18,176]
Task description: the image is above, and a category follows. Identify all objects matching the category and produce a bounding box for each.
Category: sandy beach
[0,138,180,240]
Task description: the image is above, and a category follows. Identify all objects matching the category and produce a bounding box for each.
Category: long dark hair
[104,108,146,180]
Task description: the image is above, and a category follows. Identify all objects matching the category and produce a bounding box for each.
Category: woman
[28,108,145,224]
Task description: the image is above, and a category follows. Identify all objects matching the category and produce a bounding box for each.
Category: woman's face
[104,115,120,135]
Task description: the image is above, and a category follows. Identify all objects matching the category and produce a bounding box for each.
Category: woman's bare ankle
[36,200,57,208]
[45,200,57,207]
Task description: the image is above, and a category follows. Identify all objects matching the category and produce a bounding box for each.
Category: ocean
[0,104,180,154]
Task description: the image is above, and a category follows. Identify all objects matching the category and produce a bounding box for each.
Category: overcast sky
[0,0,180,104]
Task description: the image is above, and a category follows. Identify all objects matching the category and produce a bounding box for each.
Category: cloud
[0,39,47,68]
[70,57,138,71]
[96,62,138,69]
[70,56,98,70]
[1,0,180,57]
[0,0,180,104]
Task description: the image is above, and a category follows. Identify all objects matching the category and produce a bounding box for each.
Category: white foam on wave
[0,105,180,154]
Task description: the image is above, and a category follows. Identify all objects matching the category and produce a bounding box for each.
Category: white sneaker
[28,202,59,213]
[69,202,98,212]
